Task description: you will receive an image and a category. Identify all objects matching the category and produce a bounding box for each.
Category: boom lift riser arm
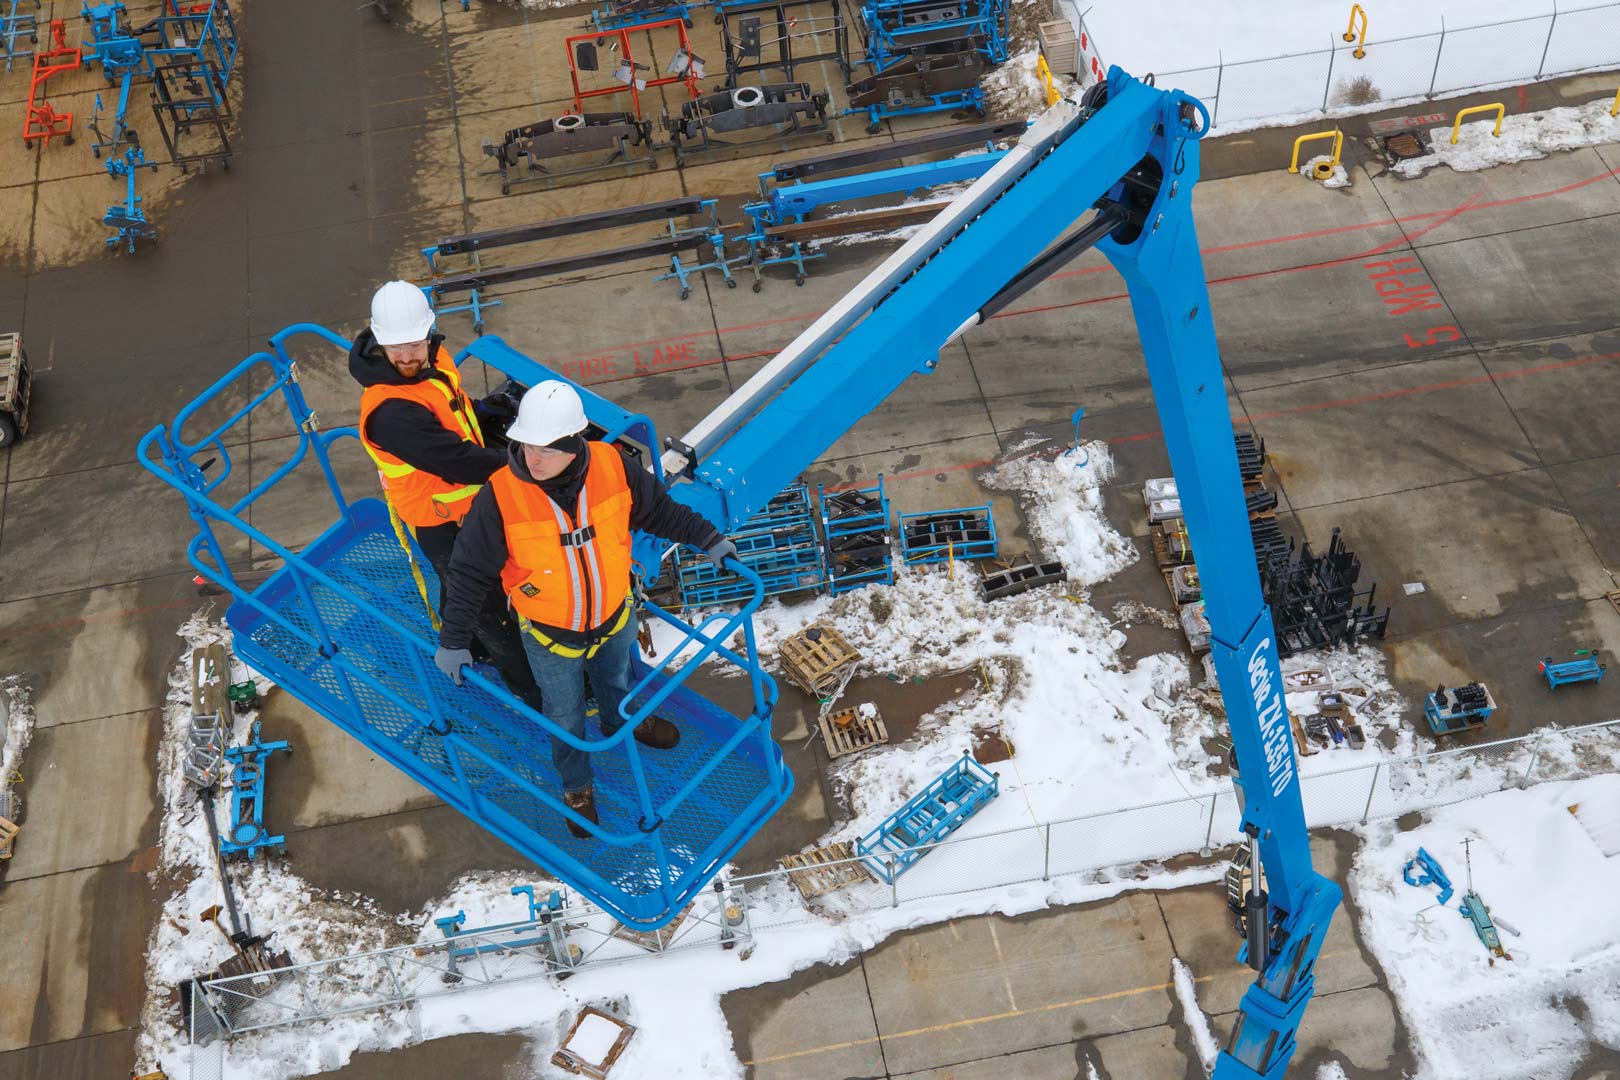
[644,69,1340,1079]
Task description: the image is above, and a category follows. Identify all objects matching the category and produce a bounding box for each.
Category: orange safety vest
[492,441,634,640]
[358,347,487,528]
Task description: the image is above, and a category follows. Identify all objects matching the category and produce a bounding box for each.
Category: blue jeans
[520,610,637,794]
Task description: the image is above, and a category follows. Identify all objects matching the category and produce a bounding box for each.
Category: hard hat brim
[371,312,436,347]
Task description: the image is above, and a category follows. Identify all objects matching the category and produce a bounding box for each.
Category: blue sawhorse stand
[434,884,575,981]
[221,721,291,859]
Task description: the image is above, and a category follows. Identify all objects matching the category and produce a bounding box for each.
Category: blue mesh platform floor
[226,500,781,923]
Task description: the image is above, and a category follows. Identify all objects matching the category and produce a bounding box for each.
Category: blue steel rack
[857,751,997,882]
[819,478,892,594]
[897,504,997,564]
[138,326,792,930]
[677,481,826,608]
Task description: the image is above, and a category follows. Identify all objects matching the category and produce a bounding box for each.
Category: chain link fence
[186,718,1620,1073]
[1068,3,1620,130]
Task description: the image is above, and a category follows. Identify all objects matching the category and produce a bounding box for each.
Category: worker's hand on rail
[705,538,739,570]
[435,646,474,686]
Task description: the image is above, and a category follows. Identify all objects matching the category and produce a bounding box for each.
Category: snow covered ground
[1072,0,1620,130]
[1351,774,1620,1078]
[1396,97,1620,176]
[139,437,1620,1079]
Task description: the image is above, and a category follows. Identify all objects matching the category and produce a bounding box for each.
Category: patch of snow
[565,1012,624,1063]
[1085,0,1573,74]
[1316,1064,1350,1080]
[1172,957,1218,1073]
[1302,154,1351,189]
[0,675,33,786]
[982,46,1056,121]
[1351,774,1620,1079]
[1395,98,1620,178]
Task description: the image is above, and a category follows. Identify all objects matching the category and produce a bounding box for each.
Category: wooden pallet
[819,705,890,759]
[191,642,231,718]
[0,815,16,860]
[779,624,860,697]
[779,841,872,899]
[551,1006,636,1078]
[611,903,691,952]
[1607,589,1620,618]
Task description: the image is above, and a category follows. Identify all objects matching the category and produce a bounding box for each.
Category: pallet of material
[1036,19,1079,75]
[0,815,17,859]
[819,704,890,759]
[611,903,690,951]
[779,624,861,697]
[779,841,873,899]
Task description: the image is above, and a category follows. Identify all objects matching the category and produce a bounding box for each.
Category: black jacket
[438,442,725,650]
[349,328,506,486]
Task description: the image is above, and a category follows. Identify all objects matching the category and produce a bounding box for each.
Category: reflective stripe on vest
[357,347,487,527]
[492,442,634,637]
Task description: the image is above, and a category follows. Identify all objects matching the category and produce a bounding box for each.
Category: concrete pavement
[0,0,1619,1075]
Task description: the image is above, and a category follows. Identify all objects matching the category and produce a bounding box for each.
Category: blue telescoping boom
[646,68,1339,1079]
[141,65,1332,1076]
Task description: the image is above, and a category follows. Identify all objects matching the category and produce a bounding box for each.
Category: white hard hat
[370,280,435,346]
[507,381,588,446]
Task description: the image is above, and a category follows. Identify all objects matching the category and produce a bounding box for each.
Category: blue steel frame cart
[1540,650,1606,689]
[897,504,996,564]
[677,481,825,608]
[857,751,997,881]
[820,478,893,594]
[1423,683,1494,735]
[139,327,791,930]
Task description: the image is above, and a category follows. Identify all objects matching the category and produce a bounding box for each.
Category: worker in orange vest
[433,382,737,838]
[352,281,541,713]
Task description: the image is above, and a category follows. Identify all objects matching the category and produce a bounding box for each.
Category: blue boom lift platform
[144,69,1336,1076]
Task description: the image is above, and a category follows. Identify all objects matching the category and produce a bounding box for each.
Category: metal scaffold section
[76,0,238,250]
[139,328,791,931]
[843,0,1007,130]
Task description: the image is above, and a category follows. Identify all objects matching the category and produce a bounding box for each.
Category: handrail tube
[144,423,714,760]
[172,351,280,455]
[620,561,767,723]
[637,600,779,724]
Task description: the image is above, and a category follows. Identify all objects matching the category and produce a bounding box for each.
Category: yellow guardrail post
[1035,54,1061,107]
[1450,102,1505,144]
[1288,129,1344,180]
[1343,3,1368,59]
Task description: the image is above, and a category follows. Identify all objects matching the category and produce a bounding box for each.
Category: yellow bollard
[1288,129,1344,180]
[1035,54,1061,108]
[1611,83,1619,117]
[1450,102,1505,144]
[1343,3,1368,59]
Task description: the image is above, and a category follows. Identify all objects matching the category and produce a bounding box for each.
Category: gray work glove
[435,646,473,686]
[705,538,739,570]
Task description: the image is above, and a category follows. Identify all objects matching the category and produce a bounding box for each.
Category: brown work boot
[632,716,681,750]
[562,787,598,839]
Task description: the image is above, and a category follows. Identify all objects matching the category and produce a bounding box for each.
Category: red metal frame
[566,19,701,117]
[23,20,81,148]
